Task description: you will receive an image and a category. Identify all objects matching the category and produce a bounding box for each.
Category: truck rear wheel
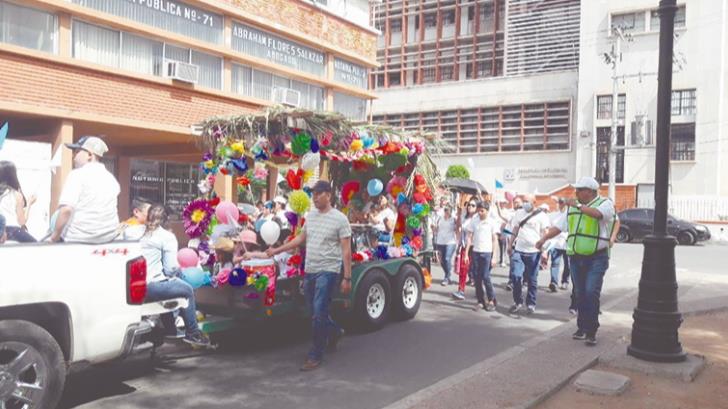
[353,270,391,332]
[392,264,423,321]
[0,320,66,409]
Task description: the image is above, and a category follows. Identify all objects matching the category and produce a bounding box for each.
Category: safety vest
[566,197,615,256]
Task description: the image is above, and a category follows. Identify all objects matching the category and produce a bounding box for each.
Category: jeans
[511,251,541,307]
[436,244,456,281]
[472,252,495,304]
[6,226,36,243]
[145,277,200,336]
[570,252,609,336]
[549,248,570,285]
[304,271,342,361]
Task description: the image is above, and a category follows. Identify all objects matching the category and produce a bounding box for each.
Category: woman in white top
[434,206,458,285]
[452,199,478,299]
[369,195,396,244]
[0,161,36,242]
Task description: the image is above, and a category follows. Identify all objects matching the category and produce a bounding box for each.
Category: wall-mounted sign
[504,167,569,182]
[334,58,368,89]
[71,0,223,43]
[232,21,326,77]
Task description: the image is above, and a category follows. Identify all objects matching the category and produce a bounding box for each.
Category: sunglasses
[468,204,476,207]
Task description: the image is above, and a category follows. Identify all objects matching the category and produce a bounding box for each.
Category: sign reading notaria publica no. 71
[334,58,368,89]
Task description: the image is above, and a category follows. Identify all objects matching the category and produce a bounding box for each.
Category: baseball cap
[273,196,287,205]
[573,176,600,191]
[263,201,273,209]
[65,136,109,158]
[312,180,332,193]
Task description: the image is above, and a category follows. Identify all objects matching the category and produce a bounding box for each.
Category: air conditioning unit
[272,87,301,108]
[164,60,199,84]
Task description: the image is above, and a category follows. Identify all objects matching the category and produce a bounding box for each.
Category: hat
[273,196,287,205]
[263,201,273,209]
[539,203,550,211]
[312,180,332,193]
[238,230,258,245]
[65,136,109,158]
[212,237,235,252]
[573,177,600,191]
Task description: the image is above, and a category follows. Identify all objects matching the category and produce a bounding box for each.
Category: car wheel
[353,269,391,332]
[0,320,66,409]
[616,229,631,243]
[678,231,696,246]
[391,264,423,321]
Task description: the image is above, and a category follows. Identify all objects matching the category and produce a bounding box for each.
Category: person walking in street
[508,194,550,315]
[434,205,458,286]
[536,177,616,346]
[265,180,352,371]
[549,198,571,292]
[463,202,499,311]
[452,199,477,300]
[503,197,523,291]
[0,160,37,242]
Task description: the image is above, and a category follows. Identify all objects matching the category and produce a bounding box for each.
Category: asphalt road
[59,243,725,409]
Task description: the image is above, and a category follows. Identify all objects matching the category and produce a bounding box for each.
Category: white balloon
[301,152,321,171]
[260,220,281,245]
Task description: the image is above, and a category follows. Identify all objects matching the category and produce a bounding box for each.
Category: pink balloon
[177,248,199,268]
[215,201,240,224]
[505,191,515,202]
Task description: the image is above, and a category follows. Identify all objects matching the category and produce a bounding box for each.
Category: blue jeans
[436,244,456,281]
[550,248,570,285]
[304,271,342,361]
[570,252,609,336]
[472,252,495,304]
[146,277,200,336]
[511,251,541,307]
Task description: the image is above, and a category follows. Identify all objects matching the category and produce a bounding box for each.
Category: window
[596,94,626,120]
[72,20,222,89]
[596,126,625,184]
[390,18,402,33]
[671,123,695,161]
[388,71,401,86]
[231,64,324,110]
[0,1,56,53]
[630,118,653,145]
[442,10,456,26]
[671,89,696,116]
[333,92,367,121]
[424,13,437,28]
[421,67,436,83]
[650,5,686,32]
[611,11,645,32]
[130,160,201,221]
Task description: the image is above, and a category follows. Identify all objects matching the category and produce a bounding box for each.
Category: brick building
[0,0,377,236]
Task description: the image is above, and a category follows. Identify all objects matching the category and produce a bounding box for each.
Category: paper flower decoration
[350,139,364,152]
[411,236,424,250]
[310,138,320,153]
[286,168,304,190]
[183,199,214,238]
[407,215,421,229]
[321,131,333,147]
[289,190,311,215]
[301,152,321,171]
[253,165,268,180]
[412,203,424,216]
[341,180,361,206]
[387,176,407,198]
[292,132,312,156]
[303,169,314,183]
[236,175,250,186]
[254,275,269,292]
[287,254,302,266]
[230,142,245,155]
[230,158,248,173]
[284,211,298,227]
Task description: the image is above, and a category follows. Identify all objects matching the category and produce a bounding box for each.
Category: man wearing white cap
[50,136,120,243]
[273,195,290,229]
[536,177,616,346]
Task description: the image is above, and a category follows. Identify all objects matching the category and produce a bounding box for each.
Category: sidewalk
[382,272,728,409]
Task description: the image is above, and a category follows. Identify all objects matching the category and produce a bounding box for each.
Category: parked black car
[616,208,711,245]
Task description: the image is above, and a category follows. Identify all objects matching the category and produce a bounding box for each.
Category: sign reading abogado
[333,58,368,89]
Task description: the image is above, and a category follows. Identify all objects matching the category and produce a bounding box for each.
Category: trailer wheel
[391,264,423,321]
[353,270,391,332]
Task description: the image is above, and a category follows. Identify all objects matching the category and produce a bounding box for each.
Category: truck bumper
[119,319,154,359]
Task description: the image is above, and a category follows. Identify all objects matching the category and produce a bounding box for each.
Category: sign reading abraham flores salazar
[232,22,326,77]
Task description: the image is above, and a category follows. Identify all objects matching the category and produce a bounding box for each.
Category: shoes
[572,330,587,340]
[560,282,569,290]
[585,335,597,346]
[526,305,536,315]
[485,301,496,312]
[569,308,577,315]
[183,331,211,348]
[441,279,449,286]
[466,279,473,286]
[164,329,186,341]
[548,283,558,293]
[499,262,506,268]
[327,328,345,353]
[474,302,485,311]
[452,291,465,300]
[509,304,523,314]
[300,358,322,371]
[505,283,513,291]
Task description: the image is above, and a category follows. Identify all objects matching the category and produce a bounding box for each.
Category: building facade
[371,0,582,194]
[0,0,376,229]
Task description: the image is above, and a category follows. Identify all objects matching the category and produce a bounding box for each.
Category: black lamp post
[627,0,687,363]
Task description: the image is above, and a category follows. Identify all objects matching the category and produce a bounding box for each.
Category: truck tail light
[127,256,147,305]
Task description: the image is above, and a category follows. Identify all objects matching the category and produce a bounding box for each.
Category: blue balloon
[254,218,266,232]
[367,179,383,196]
[180,267,209,289]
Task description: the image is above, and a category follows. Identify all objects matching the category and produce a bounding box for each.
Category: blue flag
[0,122,7,151]
[495,180,504,189]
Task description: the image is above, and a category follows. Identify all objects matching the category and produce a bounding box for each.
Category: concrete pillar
[214,174,236,202]
[223,17,233,93]
[50,120,73,213]
[117,156,131,219]
[326,53,335,111]
[58,13,72,58]
[267,167,278,200]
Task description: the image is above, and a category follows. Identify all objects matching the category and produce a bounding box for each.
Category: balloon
[261,220,281,245]
[367,179,383,196]
[215,201,239,225]
[180,267,208,289]
[177,248,199,268]
[412,203,424,215]
[301,152,321,171]
[505,191,515,202]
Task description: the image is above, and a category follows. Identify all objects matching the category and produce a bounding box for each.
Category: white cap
[573,176,600,191]
[273,196,287,205]
[65,136,109,158]
[539,203,550,211]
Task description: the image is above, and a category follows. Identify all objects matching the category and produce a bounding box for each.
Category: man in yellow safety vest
[536,177,616,346]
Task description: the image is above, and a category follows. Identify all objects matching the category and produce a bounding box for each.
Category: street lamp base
[627,235,687,363]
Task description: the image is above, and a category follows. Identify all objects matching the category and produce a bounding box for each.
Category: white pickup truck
[0,240,182,409]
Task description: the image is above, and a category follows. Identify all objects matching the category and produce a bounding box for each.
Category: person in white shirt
[368,195,396,244]
[463,202,499,311]
[50,136,120,243]
[502,197,523,290]
[273,196,290,230]
[0,160,37,242]
[548,199,571,291]
[434,205,458,285]
[507,194,551,314]
[452,199,478,300]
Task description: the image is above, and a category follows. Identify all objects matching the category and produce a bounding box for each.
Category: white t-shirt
[512,209,551,253]
[124,225,179,283]
[465,215,497,253]
[436,216,457,245]
[547,210,568,250]
[459,214,476,246]
[0,190,20,227]
[372,207,396,232]
[554,198,616,252]
[58,162,120,243]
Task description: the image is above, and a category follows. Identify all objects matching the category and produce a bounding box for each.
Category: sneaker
[165,329,186,341]
[300,358,322,371]
[327,328,345,352]
[505,283,513,291]
[183,332,211,348]
[499,262,506,268]
[452,291,465,300]
[526,305,536,315]
[549,283,558,293]
[473,302,485,311]
[560,282,569,290]
[441,279,449,286]
[485,301,496,312]
[509,304,523,314]
[572,330,587,340]
[585,335,597,346]
[466,279,473,286]
[569,308,577,315]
